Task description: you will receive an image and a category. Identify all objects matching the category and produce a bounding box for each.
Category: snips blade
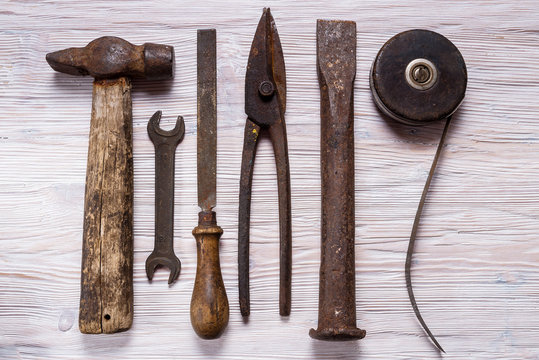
[245,8,286,126]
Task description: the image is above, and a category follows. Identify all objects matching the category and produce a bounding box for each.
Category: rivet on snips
[370,29,467,353]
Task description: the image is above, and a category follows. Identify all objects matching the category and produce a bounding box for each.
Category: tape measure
[371,29,467,125]
[370,29,467,353]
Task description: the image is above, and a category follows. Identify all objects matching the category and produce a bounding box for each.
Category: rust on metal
[190,29,229,339]
[239,8,292,317]
[370,29,467,352]
[46,36,174,80]
[197,29,217,212]
[309,19,366,341]
[146,111,185,284]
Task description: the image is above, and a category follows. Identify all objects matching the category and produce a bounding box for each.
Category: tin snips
[238,8,292,317]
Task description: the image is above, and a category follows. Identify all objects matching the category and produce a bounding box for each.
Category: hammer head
[46,36,174,81]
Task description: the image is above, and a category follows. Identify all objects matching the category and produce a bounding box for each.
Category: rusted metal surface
[239,8,292,317]
[190,29,229,339]
[46,36,174,80]
[370,29,467,352]
[197,29,217,212]
[309,19,366,341]
[46,36,175,333]
[146,111,185,284]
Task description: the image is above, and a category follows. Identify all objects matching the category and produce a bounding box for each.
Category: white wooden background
[1,0,539,359]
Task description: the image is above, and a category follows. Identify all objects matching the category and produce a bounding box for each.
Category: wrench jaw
[147,110,186,146]
[145,251,181,284]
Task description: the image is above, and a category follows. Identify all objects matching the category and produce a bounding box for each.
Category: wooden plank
[1,0,539,358]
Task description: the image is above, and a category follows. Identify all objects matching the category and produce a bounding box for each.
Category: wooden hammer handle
[190,211,229,339]
[79,77,134,334]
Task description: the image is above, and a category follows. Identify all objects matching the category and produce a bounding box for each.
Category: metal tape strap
[405,115,452,353]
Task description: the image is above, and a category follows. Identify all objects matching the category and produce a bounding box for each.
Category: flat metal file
[190,29,229,339]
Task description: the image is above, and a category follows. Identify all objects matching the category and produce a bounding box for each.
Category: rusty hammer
[46,36,174,334]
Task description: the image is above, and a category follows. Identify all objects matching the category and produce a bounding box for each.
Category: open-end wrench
[146,110,185,284]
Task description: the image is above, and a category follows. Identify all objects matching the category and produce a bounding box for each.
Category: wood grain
[80,78,134,334]
[190,211,229,339]
[1,0,539,358]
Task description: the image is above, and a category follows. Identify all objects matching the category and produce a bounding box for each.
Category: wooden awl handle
[190,211,229,339]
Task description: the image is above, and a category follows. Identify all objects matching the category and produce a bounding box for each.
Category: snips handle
[238,118,292,317]
[238,119,260,317]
